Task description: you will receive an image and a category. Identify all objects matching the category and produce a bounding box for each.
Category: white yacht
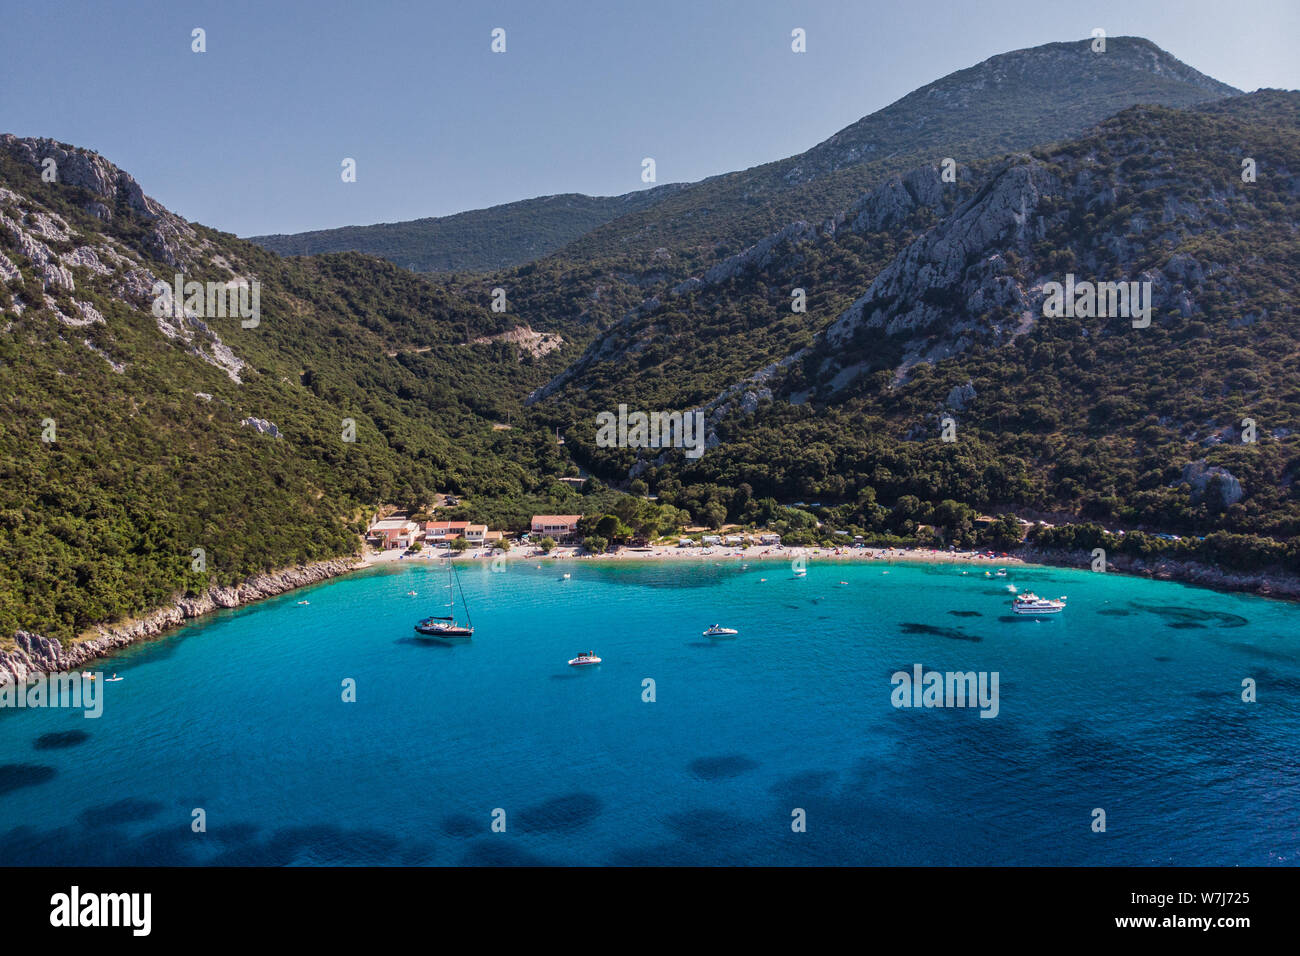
[1012,592,1066,615]
[702,624,739,637]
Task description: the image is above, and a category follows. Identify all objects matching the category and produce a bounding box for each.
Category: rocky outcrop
[0,134,160,220]
[469,324,563,358]
[846,165,953,234]
[945,380,977,412]
[0,557,360,687]
[0,250,23,285]
[240,416,282,437]
[1020,547,1298,600]
[695,221,818,287]
[827,158,1057,349]
[1180,461,1245,507]
[1,150,251,382]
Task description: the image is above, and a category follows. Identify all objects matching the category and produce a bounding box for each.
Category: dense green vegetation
[0,148,575,643]
[526,94,1300,572]
[251,187,681,274]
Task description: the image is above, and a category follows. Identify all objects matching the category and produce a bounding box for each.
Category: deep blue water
[1,557,1298,866]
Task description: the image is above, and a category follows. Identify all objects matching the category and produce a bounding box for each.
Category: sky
[2,0,1296,237]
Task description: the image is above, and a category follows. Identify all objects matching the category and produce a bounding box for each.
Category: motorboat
[1012,592,1066,615]
[568,652,601,666]
[702,624,739,637]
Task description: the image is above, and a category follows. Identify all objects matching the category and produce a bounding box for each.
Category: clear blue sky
[2,0,1295,237]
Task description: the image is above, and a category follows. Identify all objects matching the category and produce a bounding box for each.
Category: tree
[584,535,609,554]
[449,537,469,552]
[595,513,632,542]
[539,536,556,554]
[701,500,727,529]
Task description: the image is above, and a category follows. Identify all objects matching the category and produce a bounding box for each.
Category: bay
[1,557,1296,866]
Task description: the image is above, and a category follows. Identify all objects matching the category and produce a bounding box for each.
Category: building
[465,524,488,545]
[424,520,470,545]
[531,515,582,543]
[368,517,419,550]
[758,533,781,545]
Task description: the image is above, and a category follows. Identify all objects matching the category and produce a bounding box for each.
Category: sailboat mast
[452,556,472,627]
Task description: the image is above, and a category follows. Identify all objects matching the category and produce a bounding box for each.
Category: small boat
[995,569,1008,577]
[297,601,309,605]
[568,652,601,666]
[81,672,95,681]
[1012,592,1067,615]
[702,624,739,637]
[105,674,123,682]
[793,568,807,577]
[562,573,571,579]
[407,590,418,596]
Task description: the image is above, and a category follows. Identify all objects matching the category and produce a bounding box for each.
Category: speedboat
[702,624,739,637]
[1012,592,1066,615]
[568,652,601,666]
[995,569,1008,577]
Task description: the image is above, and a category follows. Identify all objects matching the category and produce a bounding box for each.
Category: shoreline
[3,540,1296,686]
[0,555,362,688]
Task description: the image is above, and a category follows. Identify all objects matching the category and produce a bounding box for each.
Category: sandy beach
[358,543,1025,567]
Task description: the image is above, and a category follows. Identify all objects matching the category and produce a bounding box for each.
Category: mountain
[256,37,1239,282]
[558,37,1240,273]
[250,186,684,274]
[535,91,1300,565]
[0,135,579,643]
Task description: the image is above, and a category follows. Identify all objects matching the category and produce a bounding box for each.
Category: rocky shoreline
[0,556,361,687]
[1019,547,1300,601]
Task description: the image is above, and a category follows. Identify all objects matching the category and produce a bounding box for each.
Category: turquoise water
[1,557,1298,866]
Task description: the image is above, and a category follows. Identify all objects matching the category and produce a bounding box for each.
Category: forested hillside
[251,186,683,273]
[0,137,568,642]
[530,93,1300,567]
